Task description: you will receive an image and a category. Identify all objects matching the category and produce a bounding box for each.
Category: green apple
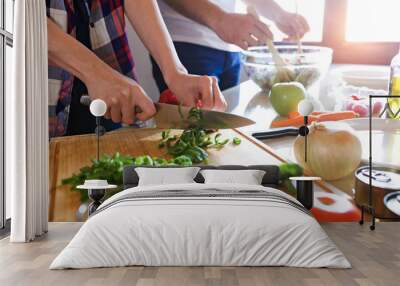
[270,82,306,116]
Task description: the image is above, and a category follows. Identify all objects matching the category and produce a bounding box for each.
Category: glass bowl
[241,45,333,92]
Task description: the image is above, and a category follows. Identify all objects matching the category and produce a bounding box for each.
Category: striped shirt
[46,0,136,137]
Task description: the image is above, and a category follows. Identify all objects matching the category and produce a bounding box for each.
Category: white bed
[50,183,351,269]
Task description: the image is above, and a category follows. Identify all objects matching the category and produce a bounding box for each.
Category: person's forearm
[164,0,285,25]
[125,0,189,84]
[163,0,225,31]
[242,0,285,22]
[47,18,112,84]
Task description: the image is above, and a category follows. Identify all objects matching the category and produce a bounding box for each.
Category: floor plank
[0,222,399,286]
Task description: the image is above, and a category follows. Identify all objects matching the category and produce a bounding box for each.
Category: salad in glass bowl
[241,45,333,92]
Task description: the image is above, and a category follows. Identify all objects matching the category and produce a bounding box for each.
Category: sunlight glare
[346,0,400,42]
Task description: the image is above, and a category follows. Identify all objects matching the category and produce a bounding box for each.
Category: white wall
[126,23,160,102]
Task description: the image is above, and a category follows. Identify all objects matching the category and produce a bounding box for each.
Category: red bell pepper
[159,89,203,108]
[159,89,179,105]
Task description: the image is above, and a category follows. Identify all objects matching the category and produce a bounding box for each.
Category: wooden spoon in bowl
[247,6,294,82]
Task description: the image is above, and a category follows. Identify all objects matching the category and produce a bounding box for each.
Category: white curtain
[8,0,49,242]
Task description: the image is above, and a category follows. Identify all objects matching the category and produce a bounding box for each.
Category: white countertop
[223,80,295,164]
[222,64,392,196]
[222,64,391,160]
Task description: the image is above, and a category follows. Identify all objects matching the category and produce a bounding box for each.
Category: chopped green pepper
[232,137,241,145]
[134,155,153,166]
[279,163,303,181]
[153,157,169,166]
[172,155,193,166]
[157,107,247,164]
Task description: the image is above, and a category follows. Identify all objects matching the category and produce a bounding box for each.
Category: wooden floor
[0,222,399,286]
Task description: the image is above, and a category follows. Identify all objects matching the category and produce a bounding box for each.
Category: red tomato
[345,101,355,111]
[311,192,361,222]
[372,101,384,115]
[352,103,369,117]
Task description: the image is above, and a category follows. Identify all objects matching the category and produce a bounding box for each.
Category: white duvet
[50,183,351,269]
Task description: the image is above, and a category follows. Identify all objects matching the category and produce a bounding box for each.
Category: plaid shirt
[46,0,136,137]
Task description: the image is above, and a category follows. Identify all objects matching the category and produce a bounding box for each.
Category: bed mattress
[50,183,351,269]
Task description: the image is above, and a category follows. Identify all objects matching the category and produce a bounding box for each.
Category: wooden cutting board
[49,128,283,221]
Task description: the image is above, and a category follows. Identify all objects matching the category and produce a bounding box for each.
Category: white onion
[293,121,362,181]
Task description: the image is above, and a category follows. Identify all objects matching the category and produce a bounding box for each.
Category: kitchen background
[128,0,325,101]
[128,0,399,102]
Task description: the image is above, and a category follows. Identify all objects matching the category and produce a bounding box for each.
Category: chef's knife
[80,95,255,129]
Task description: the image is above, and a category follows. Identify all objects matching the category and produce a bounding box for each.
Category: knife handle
[252,127,299,140]
[80,95,143,114]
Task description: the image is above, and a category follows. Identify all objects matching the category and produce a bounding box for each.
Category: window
[288,0,399,64]
[238,0,398,64]
[236,0,325,42]
[346,0,400,42]
[0,0,13,233]
[321,0,399,64]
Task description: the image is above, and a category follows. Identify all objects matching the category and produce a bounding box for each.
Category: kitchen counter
[223,64,391,173]
[223,79,308,160]
[221,72,391,221]
[223,64,390,134]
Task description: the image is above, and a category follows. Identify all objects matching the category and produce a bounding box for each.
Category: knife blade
[80,95,255,129]
[153,103,255,129]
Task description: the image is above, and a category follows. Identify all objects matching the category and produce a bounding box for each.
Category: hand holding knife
[81,91,255,130]
[80,88,200,117]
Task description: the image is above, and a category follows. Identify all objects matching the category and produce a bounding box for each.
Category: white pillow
[200,169,266,185]
[136,167,201,186]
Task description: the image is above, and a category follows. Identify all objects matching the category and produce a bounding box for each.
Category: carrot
[316,111,357,122]
[288,111,300,119]
[271,111,357,128]
[271,115,317,128]
[311,111,326,116]
[288,111,324,120]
